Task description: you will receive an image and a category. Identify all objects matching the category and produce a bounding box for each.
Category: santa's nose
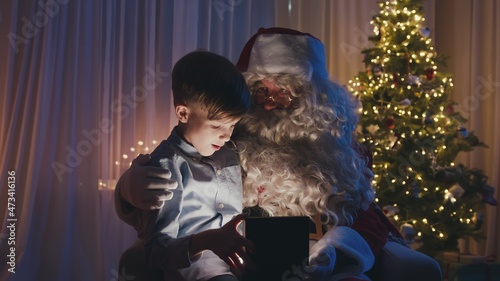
[263,97,277,110]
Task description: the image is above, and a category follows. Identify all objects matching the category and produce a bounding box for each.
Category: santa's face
[238,76,322,144]
[253,79,294,111]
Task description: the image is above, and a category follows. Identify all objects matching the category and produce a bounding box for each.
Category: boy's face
[177,105,240,156]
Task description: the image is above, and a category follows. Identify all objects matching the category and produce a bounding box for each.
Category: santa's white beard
[237,133,330,218]
[236,111,374,226]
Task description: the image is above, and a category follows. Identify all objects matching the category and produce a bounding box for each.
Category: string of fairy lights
[116,140,158,165]
[98,140,159,190]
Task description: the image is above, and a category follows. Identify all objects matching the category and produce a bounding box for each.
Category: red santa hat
[236,27,329,81]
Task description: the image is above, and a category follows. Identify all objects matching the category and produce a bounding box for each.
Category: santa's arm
[114,154,178,227]
[350,203,395,258]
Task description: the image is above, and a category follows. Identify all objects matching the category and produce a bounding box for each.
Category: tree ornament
[372,64,384,77]
[423,112,434,125]
[407,74,422,86]
[430,151,438,172]
[444,183,465,203]
[400,223,416,244]
[457,126,469,138]
[445,104,454,115]
[365,64,372,76]
[374,25,382,42]
[410,182,420,198]
[425,68,435,80]
[418,27,431,38]
[393,72,400,86]
[382,205,400,217]
[366,124,380,135]
[388,133,399,149]
[398,98,411,108]
[480,184,498,206]
[385,117,396,129]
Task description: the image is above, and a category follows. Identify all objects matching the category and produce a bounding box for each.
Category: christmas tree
[348,0,497,255]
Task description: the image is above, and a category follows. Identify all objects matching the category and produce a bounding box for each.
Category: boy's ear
[175,105,189,123]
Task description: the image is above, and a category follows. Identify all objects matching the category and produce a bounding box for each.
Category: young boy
[126,51,255,281]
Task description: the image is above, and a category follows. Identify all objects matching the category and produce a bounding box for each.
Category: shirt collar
[168,126,209,163]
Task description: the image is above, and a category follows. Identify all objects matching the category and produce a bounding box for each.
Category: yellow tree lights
[348,0,497,255]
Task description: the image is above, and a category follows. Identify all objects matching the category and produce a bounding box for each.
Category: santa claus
[234,27,387,281]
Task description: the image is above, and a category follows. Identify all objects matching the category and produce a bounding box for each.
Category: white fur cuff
[308,226,375,281]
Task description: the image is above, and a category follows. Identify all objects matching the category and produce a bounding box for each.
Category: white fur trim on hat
[246,33,329,81]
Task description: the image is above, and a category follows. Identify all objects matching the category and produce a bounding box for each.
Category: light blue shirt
[139,127,243,281]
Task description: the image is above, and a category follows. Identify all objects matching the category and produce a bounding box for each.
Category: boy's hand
[192,214,256,272]
[120,154,178,210]
[213,214,256,272]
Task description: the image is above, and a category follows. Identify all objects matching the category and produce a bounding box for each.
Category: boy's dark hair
[172,51,251,120]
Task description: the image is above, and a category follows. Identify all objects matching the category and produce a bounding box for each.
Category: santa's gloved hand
[305,240,336,280]
[118,154,178,210]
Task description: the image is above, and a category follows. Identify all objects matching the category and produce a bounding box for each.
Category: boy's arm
[146,214,256,271]
[114,154,178,227]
